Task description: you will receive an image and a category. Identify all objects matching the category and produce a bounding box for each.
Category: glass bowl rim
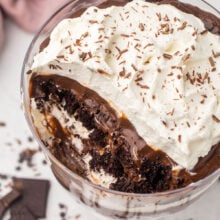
[21,0,220,198]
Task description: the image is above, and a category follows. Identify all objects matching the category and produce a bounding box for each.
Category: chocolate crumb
[60,211,66,218]
[15,166,21,171]
[18,148,38,168]
[59,203,66,209]
[0,122,6,127]
[0,174,8,180]
[75,214,81,219]
[27,136,34,143]
[15,138,22,146]
[42,160,47,165]
[26,70,32,75]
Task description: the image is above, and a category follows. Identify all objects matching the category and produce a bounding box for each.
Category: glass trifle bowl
[21,0,220,219]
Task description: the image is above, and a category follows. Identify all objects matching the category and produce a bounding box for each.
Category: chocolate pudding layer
[28,0,220,193]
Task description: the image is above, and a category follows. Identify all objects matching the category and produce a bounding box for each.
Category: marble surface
[0,1,219,219]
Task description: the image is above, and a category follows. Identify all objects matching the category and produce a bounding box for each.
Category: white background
[0,1,220,219]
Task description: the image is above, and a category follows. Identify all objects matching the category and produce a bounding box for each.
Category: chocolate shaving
[200,30,208,35]
[192,29,198,36]
[89,20,98,24]
[212,115,220,123]
[119,67,126,77]
[121,34,130,38]
[167,72,174,77]
[212,50,220,58]
[56,55,65,59]
[156,12,161,21]
[144,43,153,49]
[191,45,195,51]
[177,21,187,30]
[75,39,81,46]
[136,82,149,89]
[159,23,170,34]
[135,77,143,82]
[163,53,172,59]
[162,120,167,127]
[139,23,145,31]
[209,57,215,67]
[97,69,109,75]
[131,64,138,71]
[116,47,128,60]
[26,70,32,75]
[49,64,64,70]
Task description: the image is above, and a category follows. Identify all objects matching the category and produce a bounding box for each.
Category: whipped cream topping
[31,0,220,170]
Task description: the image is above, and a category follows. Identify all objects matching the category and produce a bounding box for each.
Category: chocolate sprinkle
[212,115,220,123]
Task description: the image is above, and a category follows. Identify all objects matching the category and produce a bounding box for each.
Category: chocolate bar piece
[11,178,50,218]
[10,204,36,220]
[0,189,21,219]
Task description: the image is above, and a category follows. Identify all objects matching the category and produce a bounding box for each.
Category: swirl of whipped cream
[31,0,220,170]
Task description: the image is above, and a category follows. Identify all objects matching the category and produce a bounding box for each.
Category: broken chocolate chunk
[10,205,36,220]
[11,178,50,218]
[0,189,21,219]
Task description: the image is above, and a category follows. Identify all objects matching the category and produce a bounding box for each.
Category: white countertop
[0,1,220,219]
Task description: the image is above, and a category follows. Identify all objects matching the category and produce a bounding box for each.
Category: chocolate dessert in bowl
[21,0,220,218]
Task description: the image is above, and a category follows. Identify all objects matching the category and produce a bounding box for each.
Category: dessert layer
[29,74,220,192]
[31,0,220,169]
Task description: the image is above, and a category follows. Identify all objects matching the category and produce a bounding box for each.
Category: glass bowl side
[21,0,220,219]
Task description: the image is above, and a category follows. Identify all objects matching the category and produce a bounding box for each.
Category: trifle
[22,0,220,219]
